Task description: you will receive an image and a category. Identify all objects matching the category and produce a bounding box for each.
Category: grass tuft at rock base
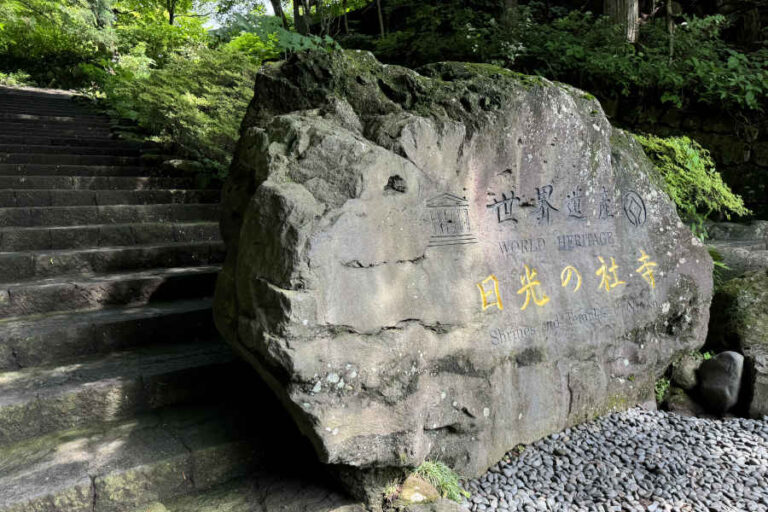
[414,461,470,503]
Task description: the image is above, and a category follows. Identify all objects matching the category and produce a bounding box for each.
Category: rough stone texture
[709,241,768,281]
[751,351,768,419]
[669,352,701,391]
[697,351,744,414]
[664,386,705,417]
[401,500,466,512]
[398,475,440,505]
[706,220,768,281]
[160,475,364,512]
[215,51,713,491]
[708,268,768,418]
[707,220,768,241]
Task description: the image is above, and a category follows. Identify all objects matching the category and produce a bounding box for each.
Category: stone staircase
[0,87,291,511]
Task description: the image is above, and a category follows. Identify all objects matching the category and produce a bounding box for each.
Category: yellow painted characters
[595,256,626,293]
[477,274,504,311]
[636,250,658,289]
[478,251,659,312]
[517,264,550,310]
[560,265,582,292]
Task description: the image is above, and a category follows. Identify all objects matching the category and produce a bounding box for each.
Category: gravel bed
[462,408,768,512]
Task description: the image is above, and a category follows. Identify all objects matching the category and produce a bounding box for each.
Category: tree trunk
[270,0,289,30]
[376,0,385,37]
[502,0,518,29]
[343,0,349,33]
[167,0,175,25]
[667,0,674,62]
[604,0,639,43]
[293,0,308,34]
[302,0,313,35]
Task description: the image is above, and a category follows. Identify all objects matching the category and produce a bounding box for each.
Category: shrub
[101,46,259,179]
[634,134,750,220]
[213,14,339,57]
[114,12,210,66]
[0,70,33,87]
[655,377,670,403]
[518,12,768,113]
[0,0,114,87]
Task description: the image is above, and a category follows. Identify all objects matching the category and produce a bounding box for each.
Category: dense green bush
[344,4,768,115]
[100,46,259,179]
[519,12,768,112]
[635,133,750,220]
[0,0,114,86]
[212,15,340,57]
[0,70,33,87]
[356,0,519,66]
[113,10,210,66]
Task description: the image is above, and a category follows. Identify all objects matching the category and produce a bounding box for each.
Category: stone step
[0,109,105,118]
[0,342,238,446]
[152,474,362,512]
[0,175,197,191]
[0,299,218,370]
[0,135,141,147]
[710,239,768,251]
[0,163,167,177]
[0,87,76,102]
[0,241,224,282]
[0,221,220,252]
[0,110,105,121]
[0,144,140,157]
[0,265,219,318]
[0,203,219,227]
[0,404,261,512]
[0,122,113,136]
[0,152,141,166]
[0,112,111,125]
[0,128,115,141]
[0,189,220,207]
[0,103,99,115]
[0,103,97,115]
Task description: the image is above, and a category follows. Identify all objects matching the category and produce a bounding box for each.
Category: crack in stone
[341,255,426,269]
[89,474,97,512]
[325,318,457,336]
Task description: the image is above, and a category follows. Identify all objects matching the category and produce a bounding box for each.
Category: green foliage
[708,246,731,288]
[353,4,767,114]
[518,11,768,112]
[213,15,340,57]
[415,460,470,503]
[101,46,259,179]
[0,70,33,87]
[113,2,210,66]
[702,351,715,360]
[0,0,115,86]
[634,134,750,220]
[226,31,280,60]
[382,479,400,505]
[655,377,670,403]
[366,0,520,67]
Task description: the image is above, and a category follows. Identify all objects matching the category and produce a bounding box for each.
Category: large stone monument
[215,51,713,495]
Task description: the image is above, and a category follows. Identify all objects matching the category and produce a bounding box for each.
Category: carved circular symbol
[622,191,647,227]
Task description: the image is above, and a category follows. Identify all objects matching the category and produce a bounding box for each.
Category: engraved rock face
[215,51,713,485]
